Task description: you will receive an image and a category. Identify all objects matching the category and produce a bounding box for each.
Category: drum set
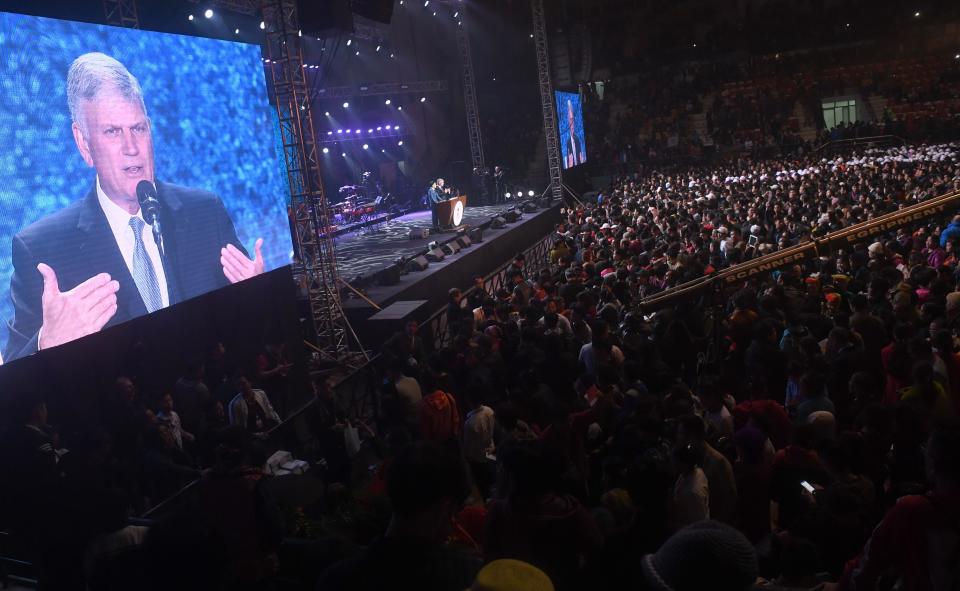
[333,185,379,224]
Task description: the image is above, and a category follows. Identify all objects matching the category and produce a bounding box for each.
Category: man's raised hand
[221,238,264,284]
[37,263,119,350]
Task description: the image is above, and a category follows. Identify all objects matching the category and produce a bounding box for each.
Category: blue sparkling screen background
[0,12,291,349]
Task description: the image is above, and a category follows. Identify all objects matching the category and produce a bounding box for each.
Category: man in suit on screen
[564,98,585,168]
[3,52,267,363]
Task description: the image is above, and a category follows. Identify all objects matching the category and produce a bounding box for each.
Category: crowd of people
[0,339,300,588]
[302,138,960,591]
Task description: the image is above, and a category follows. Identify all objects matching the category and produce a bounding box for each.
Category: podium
[436,195,467,228]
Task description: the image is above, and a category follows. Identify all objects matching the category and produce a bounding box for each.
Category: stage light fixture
[385,99,391,105]
[377,126,382,130]
[528,190,535,197]
[394,125,400,130]
[458,21,462,26]
[355,129,362,134]
[341,152,346,157]
[343,102,349,108]
[381,149,385,153]
[376,45,381,52]
[322,147,329,154]
[505,192,511,198]
[298,29,302,37]
[325,111,330,116]
[424,0,429,6]
[454,11,459,17]
[204,8,213,18]
[397,105,402,110]
[363,144,369,150]
[367,129,373,133]
[390,53,395,58]
[385,125,392,130]
[337,129,343,134]
[914,11,920,17]
[234,28,239,34]
[259,21,265,29]
[327,131,332,135]
[345,129,351,133]
[420,97,426,102]
[355,50,360,56]
[398,140,403,146]
[346,39,352,46]
[432,11,436,16]
[188,14,194,21]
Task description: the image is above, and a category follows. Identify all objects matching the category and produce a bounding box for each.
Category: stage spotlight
[385,99,391,105]
[345,129,351,133]
[385,125,392,130]
[395,125,400,130]
[432,11,436,16]
[326,131,332,135]
[505,192,512,198]
[346,39,352,46]
[397,105,402,110]
[204,8,213,18]
[390,53,395,58]
[420,97,426,102]
[367,128,373,133]
[381,149,385,153]
[454,11,459,17]
[355,129,362,134]
[528,190,535,197]
[337,129,343,134]
[188,14,194,21]
[341,152,346,157]
[298,29,302,37]
[377,126,382,131]
[325,111,330,116]
[343,102,349,108]
[234,28,239,34]
[376,45,381,52]
[322,147,329,154]
[914,11,920,17]
[363,144,369,150]
[355,51,360,56]
[398,140,403,146]
[259,21,265,29]
[423,0,429,6]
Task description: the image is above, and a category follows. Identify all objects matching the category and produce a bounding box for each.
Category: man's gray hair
[67,52,147,136]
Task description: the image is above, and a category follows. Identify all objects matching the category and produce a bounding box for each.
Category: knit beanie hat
[642,521,758,591]
[470,559,555,591]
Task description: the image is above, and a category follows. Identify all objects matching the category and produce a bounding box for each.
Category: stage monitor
[555,90,587,169]
[0,11,291,365]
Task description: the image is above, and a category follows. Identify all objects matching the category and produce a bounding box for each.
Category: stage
[339,202,562,343]
[335,202,533,280]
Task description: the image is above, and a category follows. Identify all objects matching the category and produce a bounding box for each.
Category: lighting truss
[263,0,368,369]
[531,0,563,202]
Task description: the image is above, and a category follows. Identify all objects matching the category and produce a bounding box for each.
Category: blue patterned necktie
[129,217,163,312]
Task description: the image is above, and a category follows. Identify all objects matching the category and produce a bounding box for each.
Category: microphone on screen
[136,180,165,258]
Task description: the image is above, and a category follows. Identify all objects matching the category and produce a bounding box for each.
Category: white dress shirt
[96,177,169,308]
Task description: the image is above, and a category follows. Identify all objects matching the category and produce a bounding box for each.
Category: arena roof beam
[312,79,448,99]
[102,0,140,28]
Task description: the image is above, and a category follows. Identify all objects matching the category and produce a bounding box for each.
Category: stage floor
[334,204,520,279]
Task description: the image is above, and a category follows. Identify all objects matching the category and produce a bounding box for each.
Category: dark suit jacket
[4,181,245,362]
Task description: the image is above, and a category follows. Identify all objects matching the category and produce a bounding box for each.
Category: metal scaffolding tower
[531,0,563,202]
[453,15,485,177]
[262,0,366,369]
[102,0,139,28]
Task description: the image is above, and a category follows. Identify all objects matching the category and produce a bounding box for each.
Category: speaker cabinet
[425,248,446,262]
[405,255,429,272]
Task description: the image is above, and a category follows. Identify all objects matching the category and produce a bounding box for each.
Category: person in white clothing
[156,392,194,450]
[671,442,710,530]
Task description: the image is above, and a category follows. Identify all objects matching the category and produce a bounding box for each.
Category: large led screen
[555,90,587,169]
[0,12,291,364]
